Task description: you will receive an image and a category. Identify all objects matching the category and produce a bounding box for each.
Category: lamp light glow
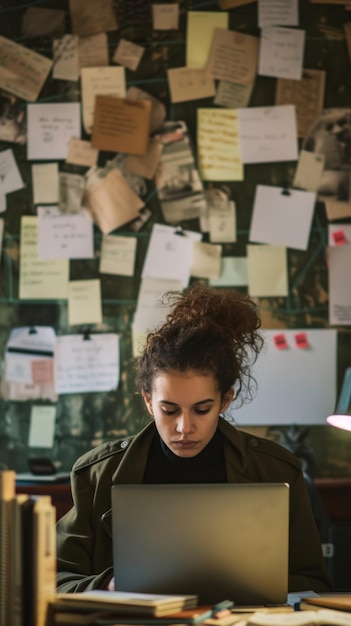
[326,414,351,432]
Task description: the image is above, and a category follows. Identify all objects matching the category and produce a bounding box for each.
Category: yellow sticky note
[186,11,228,69]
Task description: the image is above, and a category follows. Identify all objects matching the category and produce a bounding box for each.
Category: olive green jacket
[56,418,331,594]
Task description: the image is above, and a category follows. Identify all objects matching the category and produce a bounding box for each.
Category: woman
[56,283,331,594]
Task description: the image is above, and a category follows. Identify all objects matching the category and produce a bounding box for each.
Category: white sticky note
[28,405,56,448]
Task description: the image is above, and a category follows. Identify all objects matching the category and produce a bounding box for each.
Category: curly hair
[135,283,264,407]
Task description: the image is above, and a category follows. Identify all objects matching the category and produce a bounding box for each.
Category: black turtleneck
[143,429,227,484]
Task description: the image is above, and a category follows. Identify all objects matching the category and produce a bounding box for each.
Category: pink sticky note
[31,359,54,385]
[294,332,309,349]
[332,229,347,246]
[273,333,288,350]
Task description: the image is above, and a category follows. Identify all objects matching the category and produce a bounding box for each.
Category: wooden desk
[16,482,73,521]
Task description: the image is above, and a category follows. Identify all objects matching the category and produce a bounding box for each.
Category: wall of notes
[0,0,351,478]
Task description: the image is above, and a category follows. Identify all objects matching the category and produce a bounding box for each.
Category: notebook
[111,482,289,606]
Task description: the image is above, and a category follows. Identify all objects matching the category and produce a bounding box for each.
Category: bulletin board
[0,0,351,478]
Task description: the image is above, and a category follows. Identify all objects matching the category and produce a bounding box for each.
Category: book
[9,493,30,626]
[32,495,57,626]
[54,591,198,617]
[0,470,16,626]
[53,605,213,625]
[300,595,351,612]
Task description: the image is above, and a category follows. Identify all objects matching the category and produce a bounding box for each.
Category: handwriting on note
[206,29,259,84]
[0,35,53,102]
[197,108,243,181]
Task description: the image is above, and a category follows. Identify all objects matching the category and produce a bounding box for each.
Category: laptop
[111,482,289,606]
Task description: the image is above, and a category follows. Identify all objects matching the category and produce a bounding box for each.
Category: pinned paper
[126,86,166,134]
[100,235,137,276]
[53,34,79,81]
[125,139,163,180]
[59,172,85,213]
[190,241,222,280]
[0,35,53,102]
[273,333,289,350]
[294,332,309,349]
[206,29,259,85]
[197,108,243,181]
[78,32,109,69]
[66,138,98,167]
[27,102,81,160]
[68,279,102,325]
[259,26,305,80]
[247,244,288,297]
[276,69,326,138]
[69,0,118,36]
[113,39,145,71]
[133,277,183,342]
[214,80,253,109]
[167,67,215,103]
[210,257,248,287]
[258,0,298,28]
[328,244,351,325]
[92,96,151,155]
[152,4,179,30]
[28,406,56,449]
[208,201,236,243]
[32,359,55,385]
[0,149,24,194]
[37,206,94,260]
[81,66,126,135]
[237,105,298,164]
[186,11,229,69]
[329,224,351,246]
[293,151,325,192]
[32,163,59,204]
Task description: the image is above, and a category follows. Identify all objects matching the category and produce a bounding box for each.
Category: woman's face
[142,370,233,458]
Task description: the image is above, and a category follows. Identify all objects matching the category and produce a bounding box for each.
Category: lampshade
[326,414,351,432]
[326,367,351,432]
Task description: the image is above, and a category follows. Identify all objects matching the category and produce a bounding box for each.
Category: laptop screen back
[111,482,289,606]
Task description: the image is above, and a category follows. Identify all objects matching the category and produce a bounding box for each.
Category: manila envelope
[92,96,151,155]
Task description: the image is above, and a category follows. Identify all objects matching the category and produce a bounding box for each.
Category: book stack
[0,469,56,626]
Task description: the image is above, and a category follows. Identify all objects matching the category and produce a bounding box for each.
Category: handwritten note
[81,66,126,134]
[27,102,81,160]
[92,96,151,155]
[53,34,79,81]
[167,67,215,103]
[69,0,118,36]
[66,138,98,167]
[186,11,229,69]
[55,333,119,394]
[19,216,69,300]
[113,39,145,71]
[68,279,102,325]
[206,29,259,84]
[197,108,243,181]
[259,26,305,80]
[237,104,298,164]
[276,69,326,137]
[247,244,288,297]
[78,32,109,69]
[249,185,316,250]
[258,0,298,28]
[37,206,94,260]
[152,4,179,30]
[86,169,143,234]
[32,163,59,204]
[100,234,137,276]
[214,80,253,108]
[0,35,53,102]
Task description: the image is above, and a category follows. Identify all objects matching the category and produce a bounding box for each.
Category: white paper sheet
[27,102,81,160]
[258,26,305,80]
[238,104,298,164]
[258,0,298,28]
[37,206,94,260]
[0,148,24,194]
[28,406,56,448]
[328,244,351,326]
[233,329,337,425]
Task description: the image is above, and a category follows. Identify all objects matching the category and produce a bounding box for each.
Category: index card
[167,67,215,103]
[86,169,143,234]
[197,108,243,181]
[81,66,126,134]
[190,241,222,279]
[237,104,298,164]
[214,80,253,108]
[69,0,118,36]
[92,96,151,155]
[328,244,351,325]
[258,0,298,29]
[53,34,79,81]
[293,150,325,192]
[100,234,137,276]
[0,36,53,102]
[152,4,179,30]
[247,244,288,297]
[210,256,248,287]
[275,69,326,138]
[186,11,229,69]
[66,138,98,167]
[78,33,109,69]
[259,26,305,80]
[27,102,81,160]
[32,163,59,204]
[0,149,24,194]
[19,216,69,300]
[206,29,259,85]
[234,329,337,426]
[55,333,119,394]
[28,406,56,449]
[113,39,145,71]
[68,279,102,325]
[37,206,94,260]
[142,223,202,288]
[249,185,316,250]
